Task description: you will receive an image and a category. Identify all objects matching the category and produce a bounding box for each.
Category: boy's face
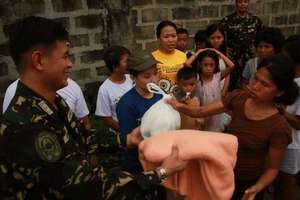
[178,77,198,94]
[195,42,206,51]
[133,66,159,93]
[177,33,189,52]
[115,53,129,74]
[257,42,275,59]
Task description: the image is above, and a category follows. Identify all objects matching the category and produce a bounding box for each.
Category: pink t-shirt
[199,72,224,131]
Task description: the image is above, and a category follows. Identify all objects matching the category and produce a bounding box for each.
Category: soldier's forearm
[133,171,161,190]
[88,130,127,153]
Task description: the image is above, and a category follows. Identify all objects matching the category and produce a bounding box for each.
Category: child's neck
[201,74,214,82]
[109,73,126,84]
[135,86,154,99]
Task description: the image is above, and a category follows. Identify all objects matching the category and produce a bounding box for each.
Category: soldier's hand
[161,145,187,176]
[126,126,143,148]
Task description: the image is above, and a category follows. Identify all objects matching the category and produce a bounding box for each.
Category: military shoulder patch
[34,131,62,163]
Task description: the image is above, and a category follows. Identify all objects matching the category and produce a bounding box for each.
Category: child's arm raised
[184,48,208,67]
[210,48,235,80]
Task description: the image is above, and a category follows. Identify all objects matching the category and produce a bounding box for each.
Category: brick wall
[0,0,299,111]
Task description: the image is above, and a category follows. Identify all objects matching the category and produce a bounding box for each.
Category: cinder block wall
[0,0,299,111]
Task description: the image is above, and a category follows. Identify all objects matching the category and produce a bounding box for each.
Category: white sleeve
[295,97,300,116]
[95,85,112,117]
[73,85,89,119]
[2,80,18,113]
[219,59,226,72]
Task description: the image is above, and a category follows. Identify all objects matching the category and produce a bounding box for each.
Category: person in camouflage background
[219,0,262,90]
[0,16,187,200]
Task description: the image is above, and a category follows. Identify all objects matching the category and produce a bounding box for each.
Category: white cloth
[57,78,89,119]
[242,57,258,80]
[280,149,300,174]
[286,77,300,149]
[280,77,300,174]
[2,80,18,113]
[219,58,226,90]
[2,79,89,119]
[95,74,133,121]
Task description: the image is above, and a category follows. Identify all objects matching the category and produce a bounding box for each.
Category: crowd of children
[90,18,300,199]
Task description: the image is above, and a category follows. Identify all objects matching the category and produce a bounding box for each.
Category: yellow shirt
[152,49,187,94]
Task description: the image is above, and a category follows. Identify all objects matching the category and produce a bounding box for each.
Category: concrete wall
[0,0,299,111]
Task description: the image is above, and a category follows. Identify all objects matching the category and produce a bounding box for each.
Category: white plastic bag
[140,83,181,138]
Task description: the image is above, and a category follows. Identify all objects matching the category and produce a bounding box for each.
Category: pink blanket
[139,130,238,200]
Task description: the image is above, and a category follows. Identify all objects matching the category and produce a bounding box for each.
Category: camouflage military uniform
[0,81,164,200]
[219,12,262,90]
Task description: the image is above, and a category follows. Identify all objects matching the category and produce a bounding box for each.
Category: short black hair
[8,16,69,73]
[283,34,300,65]
[177,28,188,35]
[194,29,207,45]
[258,54,299,105]
[103,45,130,72]
[177,67,198,82]
[194,49,220,74]
[156,20,177,38]
[255,27,285,53]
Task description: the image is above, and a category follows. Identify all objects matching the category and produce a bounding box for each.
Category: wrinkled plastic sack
[141,83,181,138]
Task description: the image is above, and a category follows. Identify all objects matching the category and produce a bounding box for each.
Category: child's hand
[207,48,221,55]
[127,126,143,148]
[195,48,209,56]
[180,92,192,103]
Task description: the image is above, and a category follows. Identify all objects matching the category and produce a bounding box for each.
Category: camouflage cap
[127,55,159,71]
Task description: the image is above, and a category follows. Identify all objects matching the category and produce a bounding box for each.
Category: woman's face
[247,67,282,102]
[208,30,224,50]
[159,25,177,53]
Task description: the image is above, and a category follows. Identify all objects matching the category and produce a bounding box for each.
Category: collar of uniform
[233,11,251,19]
[16,81,57,117]
[55,95,75,125]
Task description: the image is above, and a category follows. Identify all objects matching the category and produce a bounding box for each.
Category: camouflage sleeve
[86,129,127,154]
[69,115,127,154]
[101,168,162,200]
[1,124,162,199]
[58,96,127,154]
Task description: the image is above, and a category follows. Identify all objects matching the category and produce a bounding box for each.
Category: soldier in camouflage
[0,16,186,200]
[219,0,262,90]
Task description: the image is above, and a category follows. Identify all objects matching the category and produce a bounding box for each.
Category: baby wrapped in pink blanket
[139,130,238,200]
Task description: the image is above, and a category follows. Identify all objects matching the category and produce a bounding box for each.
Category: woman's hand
[241,185,259,200]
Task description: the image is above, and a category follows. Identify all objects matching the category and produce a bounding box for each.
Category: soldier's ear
[31,50,44,71]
